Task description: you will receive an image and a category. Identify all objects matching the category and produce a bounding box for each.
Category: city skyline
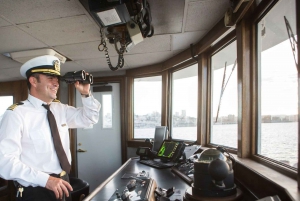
[134,110,297,128]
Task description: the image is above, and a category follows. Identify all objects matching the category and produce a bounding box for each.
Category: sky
[260,39,298,115]
[0,96,13,114]
[134,81,162,115]
[212,38,297,117]
[133,69,198,118]
[134,38,298,118]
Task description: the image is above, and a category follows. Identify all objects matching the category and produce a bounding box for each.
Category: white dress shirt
[0,94,100,187]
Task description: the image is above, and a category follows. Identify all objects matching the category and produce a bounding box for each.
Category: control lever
[154,186,175,197]
[130,176,145,183]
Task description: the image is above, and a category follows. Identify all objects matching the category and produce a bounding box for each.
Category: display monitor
[156,140,185,162]
[152,126,168,153]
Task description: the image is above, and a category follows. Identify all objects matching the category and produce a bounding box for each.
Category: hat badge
[53,60,60,72]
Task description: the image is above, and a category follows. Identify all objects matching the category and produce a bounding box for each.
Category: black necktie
[42,104,71,174]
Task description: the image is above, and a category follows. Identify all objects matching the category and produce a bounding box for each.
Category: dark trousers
[15,174,72,201]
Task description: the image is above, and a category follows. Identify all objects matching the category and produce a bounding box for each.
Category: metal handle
[77,148,87,152]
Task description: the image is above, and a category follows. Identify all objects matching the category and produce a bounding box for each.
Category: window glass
[0,96,13,114]
[134,76,162,139]
[257,0,297,168]
[211,41,237,148]
[102,94,112,128]
[0,96,13,122]
[171,64,198,141]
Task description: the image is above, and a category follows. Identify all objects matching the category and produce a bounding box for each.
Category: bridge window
[0,96,13,121]
[102,94,112,128]
[133,76,162,139]
[256,0,297,169]
[210,40,237,148]
[170,64,198,141]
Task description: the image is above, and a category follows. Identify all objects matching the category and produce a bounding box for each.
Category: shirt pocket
[29,129,51,154]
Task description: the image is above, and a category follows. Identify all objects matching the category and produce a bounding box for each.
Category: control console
[108,178,156,201]
[171,153,201,185]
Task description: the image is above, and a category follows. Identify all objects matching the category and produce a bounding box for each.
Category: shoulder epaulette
[52,99,60,103]
[7,102,24,111]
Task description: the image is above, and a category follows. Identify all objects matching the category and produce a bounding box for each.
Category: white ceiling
[0,0,231,82]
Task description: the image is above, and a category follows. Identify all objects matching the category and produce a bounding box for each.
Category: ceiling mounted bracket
[225,0,254,27]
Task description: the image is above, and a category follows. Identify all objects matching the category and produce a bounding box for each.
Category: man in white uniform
[0,55,101,201]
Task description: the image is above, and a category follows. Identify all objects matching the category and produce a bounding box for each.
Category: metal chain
[98,28,125,71]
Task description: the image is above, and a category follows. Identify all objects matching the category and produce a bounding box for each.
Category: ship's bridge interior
[0,0,299,201]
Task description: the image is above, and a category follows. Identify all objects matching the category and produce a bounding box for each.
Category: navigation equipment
[157,140,185,162]
[152,126,168,154]
[138,140,186,169]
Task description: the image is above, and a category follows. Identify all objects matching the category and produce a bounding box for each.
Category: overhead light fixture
[4,49,67,64]
[88,0,131,27]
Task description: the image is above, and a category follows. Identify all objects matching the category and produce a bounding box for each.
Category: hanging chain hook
[98,28,125,71]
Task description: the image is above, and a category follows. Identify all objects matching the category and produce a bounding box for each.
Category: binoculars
[61,70,93,84]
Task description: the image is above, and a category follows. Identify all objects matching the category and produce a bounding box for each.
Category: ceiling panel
[185,0,230,32]
[126,35,171,54]
[0,16,12,27]
[0,55,21,70]
[125,51,175,68]
[18,15,100,46]
[149,0,185,35]
[75,57,128,73]
[0,0,85,24]
[0,0,235,82]
[54,41,105,61]
[0,26,47,54]
[172,31,207,51]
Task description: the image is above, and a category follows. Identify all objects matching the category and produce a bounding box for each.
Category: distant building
[262,115,271,123]
[288,115,298,122]
[271,116,281,122]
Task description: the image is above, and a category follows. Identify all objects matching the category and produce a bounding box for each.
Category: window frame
[203,0,299,177]
[124,0,300,182]
[208,39,238,150]
[127,72,166,144]
[251,0,298,178]
[206,32,237,154]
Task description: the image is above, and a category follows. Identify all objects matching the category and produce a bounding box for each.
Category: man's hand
[45,176,73,199]
[74,80,90,95]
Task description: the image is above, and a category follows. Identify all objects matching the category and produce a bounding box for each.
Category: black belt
[14,171,71,201]
[14,171,68,186]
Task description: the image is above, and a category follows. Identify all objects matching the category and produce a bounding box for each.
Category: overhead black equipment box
[88,0,131,27]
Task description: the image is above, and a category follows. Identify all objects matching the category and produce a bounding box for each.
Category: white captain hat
[20,55,61,78]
